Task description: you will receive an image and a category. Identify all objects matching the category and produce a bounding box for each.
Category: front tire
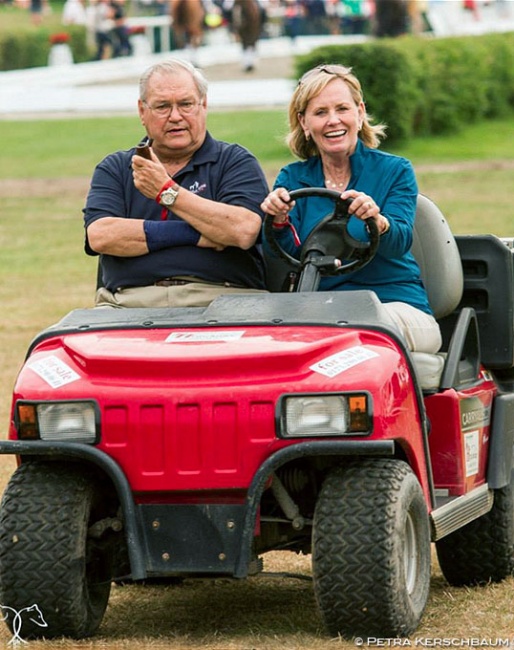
[0,462,113,639]
[313,459,431,638]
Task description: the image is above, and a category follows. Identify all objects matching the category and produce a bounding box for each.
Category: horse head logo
[0,604,48,646]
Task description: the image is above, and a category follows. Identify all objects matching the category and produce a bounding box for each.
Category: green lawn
[0,0,63,32]
[1,110,514,175]
[1,110,513,235]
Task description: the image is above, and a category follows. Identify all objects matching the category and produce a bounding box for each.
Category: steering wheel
[264,187,380,275]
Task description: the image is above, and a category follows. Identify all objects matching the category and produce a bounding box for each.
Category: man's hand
[131,148,169,201]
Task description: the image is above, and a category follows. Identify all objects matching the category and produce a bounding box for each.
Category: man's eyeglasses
[298,64,351,86]
[143,99,201,118]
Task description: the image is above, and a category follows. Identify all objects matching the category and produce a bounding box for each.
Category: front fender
[235,439,395,577]
[0,440,147,580]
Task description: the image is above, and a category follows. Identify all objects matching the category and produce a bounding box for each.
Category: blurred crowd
[5,0,511,65]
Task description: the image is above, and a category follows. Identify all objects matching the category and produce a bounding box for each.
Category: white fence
[125,15,172,53]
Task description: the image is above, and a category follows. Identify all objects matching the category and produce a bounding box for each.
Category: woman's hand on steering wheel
[340,189,390,235]
[263,187,380,276]
[261,188,295,225]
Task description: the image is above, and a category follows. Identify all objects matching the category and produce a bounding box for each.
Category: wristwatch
[156,180,180,207]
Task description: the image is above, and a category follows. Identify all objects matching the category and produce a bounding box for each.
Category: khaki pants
[383,301,442,353]
[95,283,268,309]
[96,286,440,353]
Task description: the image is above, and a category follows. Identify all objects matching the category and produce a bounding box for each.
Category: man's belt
[153,276,245,288]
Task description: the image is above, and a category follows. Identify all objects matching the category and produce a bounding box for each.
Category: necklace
[324,168,350,190]
[325,178,348,189]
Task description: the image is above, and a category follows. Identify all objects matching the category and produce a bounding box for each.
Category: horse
[170,0,206,65]
[231,0,264,72]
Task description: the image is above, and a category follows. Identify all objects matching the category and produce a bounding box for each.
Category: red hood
[18,324,401,392]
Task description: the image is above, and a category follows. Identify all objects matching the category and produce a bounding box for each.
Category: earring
[305,131,310,140]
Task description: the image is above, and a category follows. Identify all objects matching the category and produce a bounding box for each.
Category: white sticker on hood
[310,346,379,378]
[166,330,245,343]
[28,355,80,388]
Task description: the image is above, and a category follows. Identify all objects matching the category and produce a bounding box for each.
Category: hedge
[0,26,90,71]
[294,32,514,142]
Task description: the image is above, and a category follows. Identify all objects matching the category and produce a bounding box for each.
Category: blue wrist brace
[144,219,200,252]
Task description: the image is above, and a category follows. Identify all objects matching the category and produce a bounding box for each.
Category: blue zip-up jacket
[269,139,432,314]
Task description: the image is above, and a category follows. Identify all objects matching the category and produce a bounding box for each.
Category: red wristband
[271,216,301,247]
[155,179,176,204]
[272,217,291,229]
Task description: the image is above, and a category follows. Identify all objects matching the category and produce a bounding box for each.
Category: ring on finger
[366,201,373,210]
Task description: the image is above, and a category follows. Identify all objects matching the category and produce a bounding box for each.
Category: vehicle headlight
[281,393,371,438]
[16,401,99,443]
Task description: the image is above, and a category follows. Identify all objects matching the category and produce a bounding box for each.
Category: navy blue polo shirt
[83,132,268,291]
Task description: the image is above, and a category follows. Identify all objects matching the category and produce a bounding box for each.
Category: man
[84,58,269,308]
[374,0,409,38]
[110,0,132,57]
[91,0,114,61]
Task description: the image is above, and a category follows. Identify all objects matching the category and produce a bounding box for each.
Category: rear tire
[0,462,112,639]
[312,459,431,638]
[436,471,514,586]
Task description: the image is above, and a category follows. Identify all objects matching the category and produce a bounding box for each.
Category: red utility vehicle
[0,191,513,640]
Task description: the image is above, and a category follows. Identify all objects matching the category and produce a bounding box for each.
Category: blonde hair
[287,64,387,159]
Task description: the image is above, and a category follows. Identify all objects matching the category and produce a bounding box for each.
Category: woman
[261,64,441,353]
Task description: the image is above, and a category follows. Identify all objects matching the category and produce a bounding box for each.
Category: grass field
[0,0,63,32]
[0,110,514,647]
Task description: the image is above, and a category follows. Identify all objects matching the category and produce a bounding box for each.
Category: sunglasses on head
[298,64,352,86]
